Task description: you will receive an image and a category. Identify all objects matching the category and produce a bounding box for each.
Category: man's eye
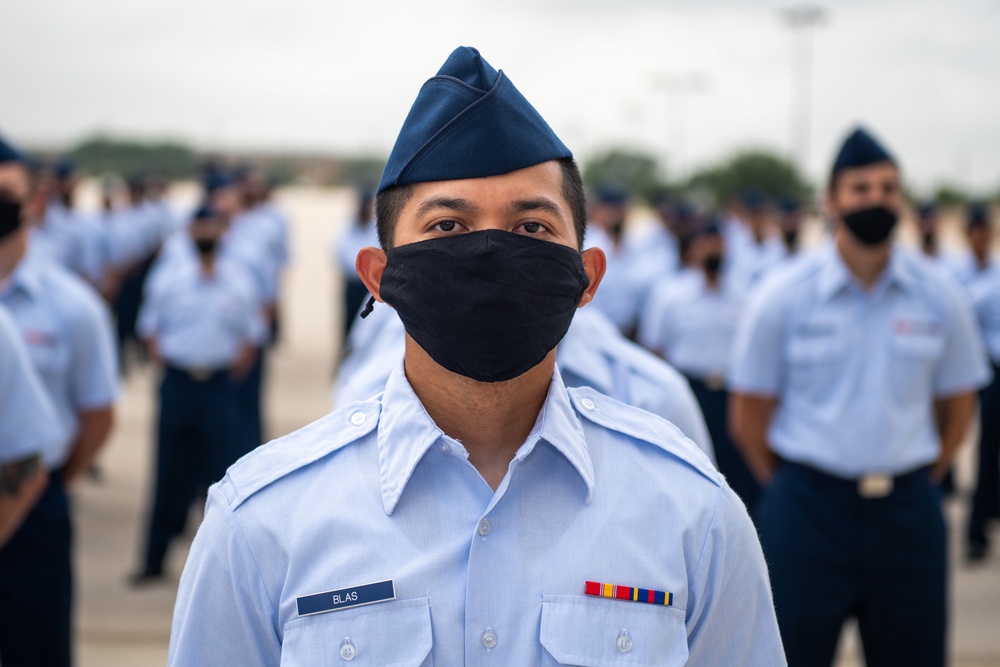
[434,220,458,232]
[852,183,869,194]
[521,222,542,234]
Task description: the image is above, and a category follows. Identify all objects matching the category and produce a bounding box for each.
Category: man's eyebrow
[507,197,563,216]
[416,197,475,216]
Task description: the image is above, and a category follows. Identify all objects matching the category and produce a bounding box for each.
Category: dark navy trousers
[686,376,761,511]
[757,460,946,667]
[969,364,1000,549]
[0,470,72,667]
[141,367,238,575]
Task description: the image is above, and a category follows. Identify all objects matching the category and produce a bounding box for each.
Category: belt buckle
[705,374,726,391]
[858,474,893,499]
[189,368,213,382]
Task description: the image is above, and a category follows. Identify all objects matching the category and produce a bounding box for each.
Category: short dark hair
[375,157,587,250]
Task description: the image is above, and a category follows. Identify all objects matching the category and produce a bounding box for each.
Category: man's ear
[356,246,388,302]
[578,247,606,308]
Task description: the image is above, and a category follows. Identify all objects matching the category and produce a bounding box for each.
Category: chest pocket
[26,332,70,382]
[889,334,944,404]
[540,595,688,666]
[280,598,432,667]
[785,335,848,404]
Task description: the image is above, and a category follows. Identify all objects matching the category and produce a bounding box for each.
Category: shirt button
[339,638,356,661]
[439,443,449,453]
[477,519,491,536]
[581,398,596,411]
[350,412,366,426]
[481,628,498,649]
[616,629,633,653]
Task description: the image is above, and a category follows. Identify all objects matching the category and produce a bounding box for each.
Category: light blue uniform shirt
[970,268,1000,364]
[730,246,990,478]
[0,251,119,468]
[139,246,264,369]
[333,306,715,461]
[170,364,783,666]
[0,305,62,465]
[639,270,745,382]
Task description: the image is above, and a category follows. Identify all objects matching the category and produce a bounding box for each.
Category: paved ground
[70,188,1000,665]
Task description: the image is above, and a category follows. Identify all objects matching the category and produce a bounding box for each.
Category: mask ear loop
[359,295,376,319]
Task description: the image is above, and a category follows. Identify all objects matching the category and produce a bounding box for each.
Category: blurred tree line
[53,136,1000,205]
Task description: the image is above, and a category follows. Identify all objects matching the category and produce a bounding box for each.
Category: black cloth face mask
[842,205,898,246]
[0,198,23,241]
[379,229,590,383]
[194,238,218,256]
[703,254,723,278]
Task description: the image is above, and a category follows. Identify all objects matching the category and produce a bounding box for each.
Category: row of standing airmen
[332,131,1000,665]
[0,135,289,666]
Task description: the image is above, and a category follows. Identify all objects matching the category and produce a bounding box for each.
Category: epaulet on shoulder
[602,335,677,386]
[567,386,721,486]
[217,398,382,510]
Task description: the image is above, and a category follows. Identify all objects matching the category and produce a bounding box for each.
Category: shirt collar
[1,250,44,300]
[376,361,594,515]
[816,245,914,302]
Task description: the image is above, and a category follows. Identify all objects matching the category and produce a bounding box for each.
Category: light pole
[781,6,826,171]
[652,71,709,182]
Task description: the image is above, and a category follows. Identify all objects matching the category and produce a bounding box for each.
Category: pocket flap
[540,595,688,666]
[281,597,431,667]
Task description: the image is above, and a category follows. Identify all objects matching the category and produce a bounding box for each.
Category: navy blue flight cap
[832,126,896,174]
[742,188,768,212]
[377,46,572,194]
[917,200,937,218]
[204,169,237,193]
[595,185,629,206]
[0,136,25,165]
[968,202,990,227]
[778,195,801,214]
[55,158,76,179]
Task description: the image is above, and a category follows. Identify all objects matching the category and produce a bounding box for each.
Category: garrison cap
[968,202,990,228]
[55,158,76,179]
[377,46,572,194]
[0,136,25,165]
[832,126,896,175]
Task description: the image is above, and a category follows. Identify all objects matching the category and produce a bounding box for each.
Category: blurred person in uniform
[333,302,715,462]
[0,303,60,548]
[950,202,996,290]
[237,168,290,344]
[584,186,643,337]
[726,188,786,288]
[0,137,119,667]
[130,204,262,585]
[639,219,758,509]
[916,200,941,259]
[966,203,1000,563]
[729,126,989,666]
[334,188,378,341]
[169,46,783,666]
[775,195,806,258]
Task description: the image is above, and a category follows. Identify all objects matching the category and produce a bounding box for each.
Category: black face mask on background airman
[842,205,898,246]
[379,230,590,383]
[194,238,218,256]
[0,198,22,241]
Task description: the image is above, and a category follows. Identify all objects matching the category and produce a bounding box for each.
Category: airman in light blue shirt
[0,304,61,466]
[0,250,120,472]
[171,45,782,667]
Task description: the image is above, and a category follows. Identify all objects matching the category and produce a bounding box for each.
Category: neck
[403,337,553,490]
[704,271,720,289]
[974,248,990,268]
[835,231,891,290]
[198,256,215,275]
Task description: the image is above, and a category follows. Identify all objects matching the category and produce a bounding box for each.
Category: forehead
[836,161,900,186]
[402,161,566,215]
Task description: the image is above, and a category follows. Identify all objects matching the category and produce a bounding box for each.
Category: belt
[777,458,932,499]
[683,373,727,391]
[165,364,228,383]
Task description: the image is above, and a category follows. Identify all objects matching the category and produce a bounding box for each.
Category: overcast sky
[3,0,999,192]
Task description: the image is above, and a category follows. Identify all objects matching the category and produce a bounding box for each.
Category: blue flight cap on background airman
[832,126,896,174]
[742,188,768,212]
[377,46,572,194]
[0,136,24,165]
[204,169,237,193]
[968,202,990,228]
[55,158,76,179]
[595,185,629,206]
[917,200,937,218]
[778,195,801,214]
